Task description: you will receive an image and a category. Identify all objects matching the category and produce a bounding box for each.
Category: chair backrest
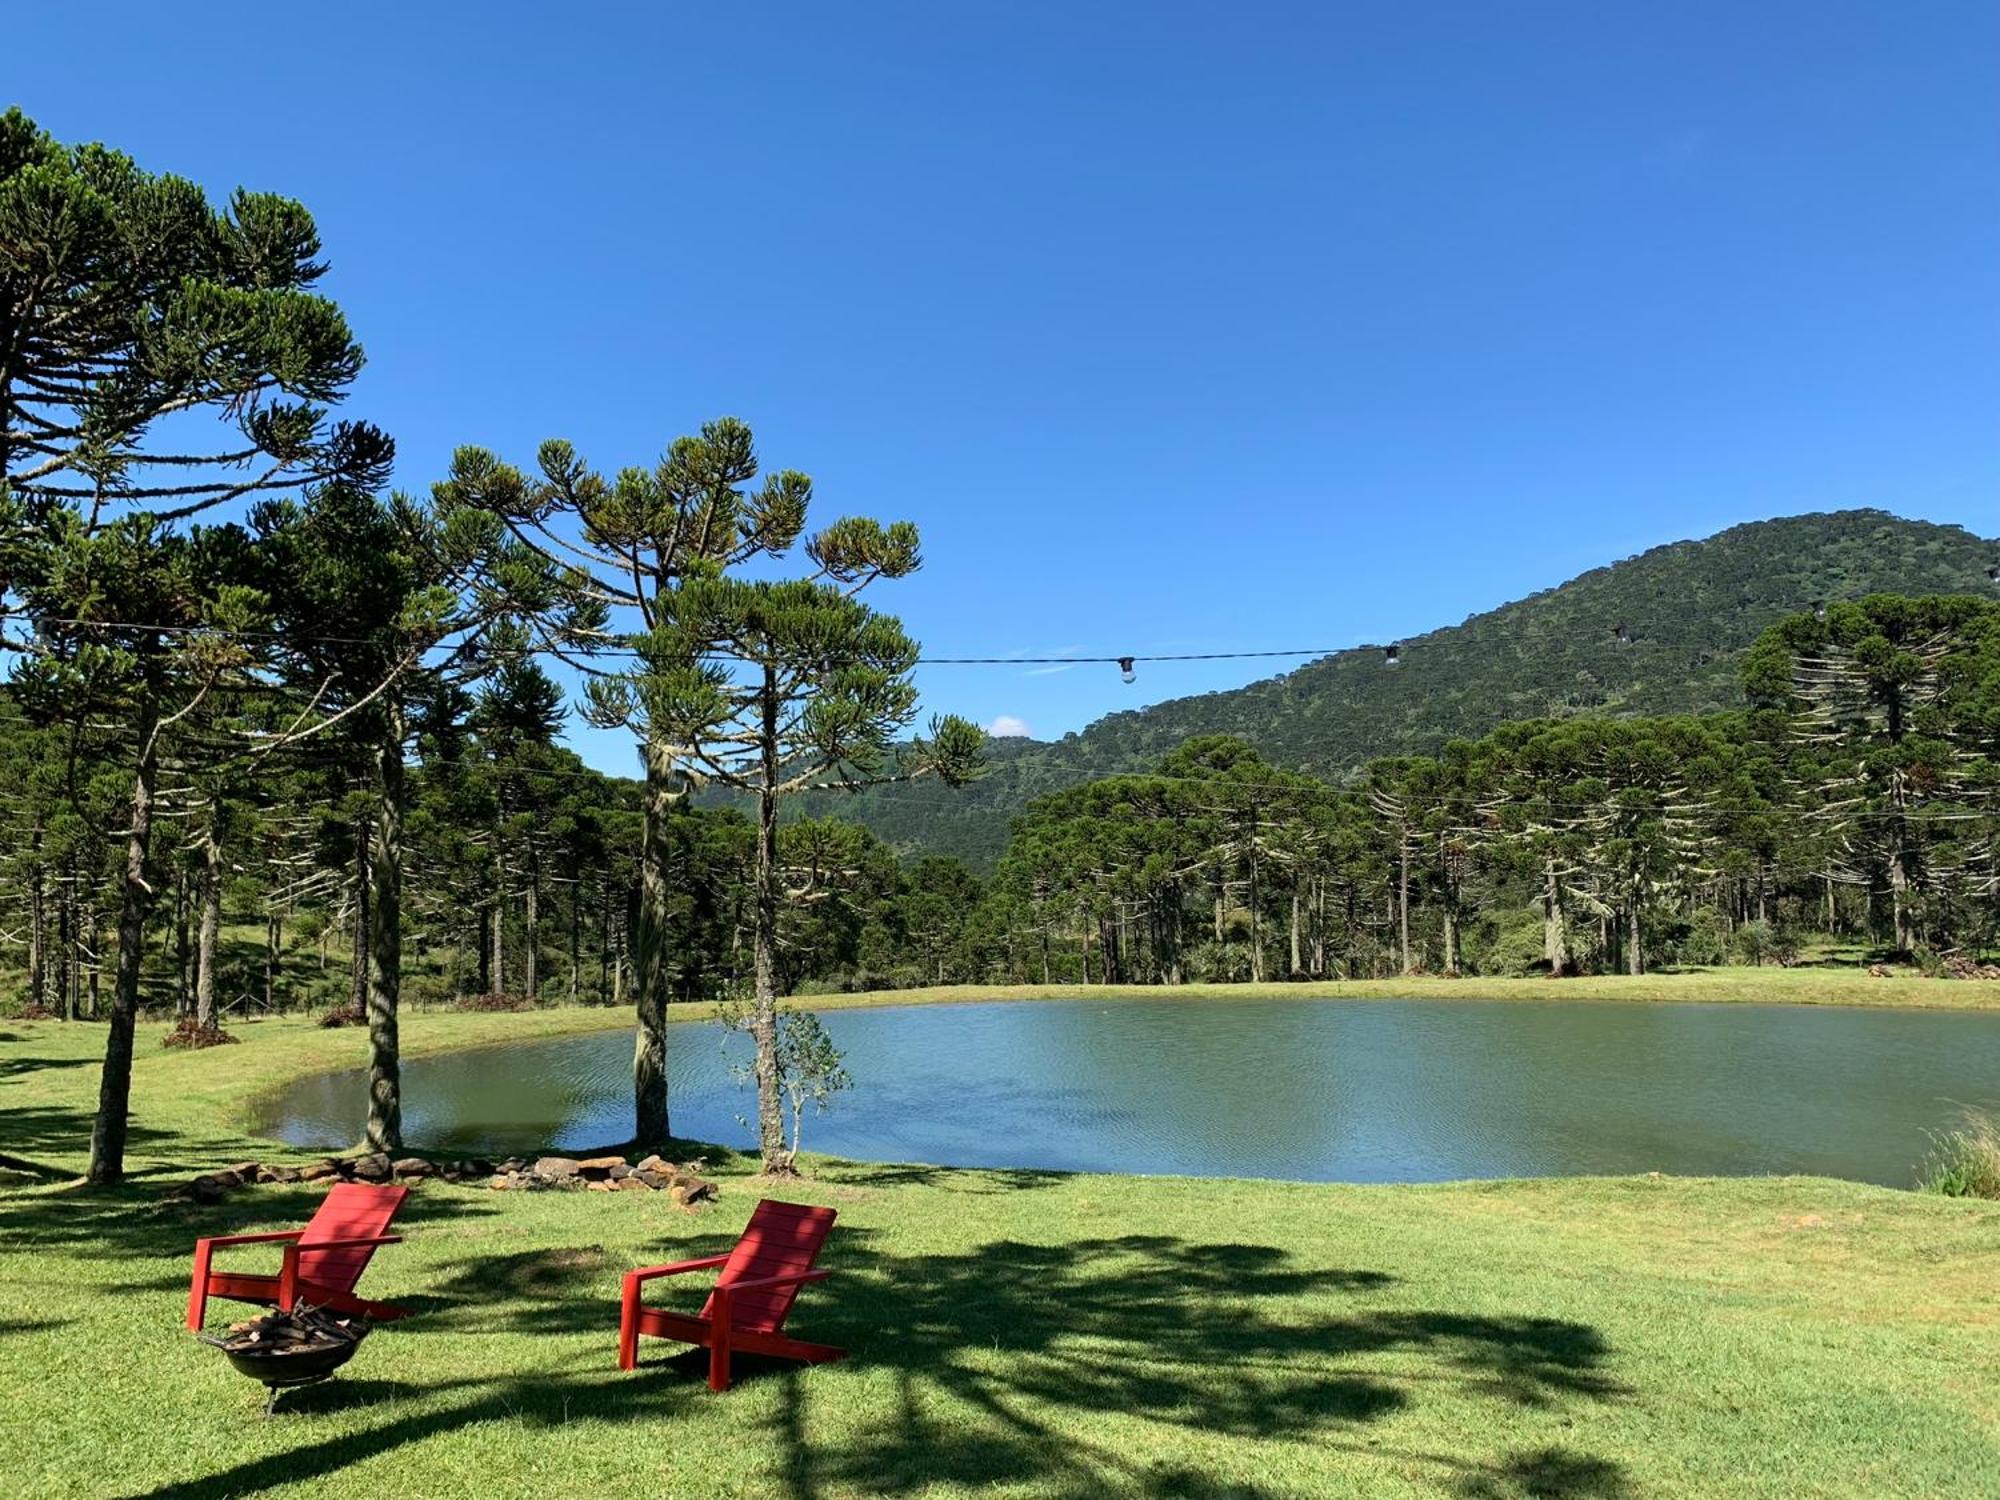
[701,1199,837,1334]
[296,1182,408,1292]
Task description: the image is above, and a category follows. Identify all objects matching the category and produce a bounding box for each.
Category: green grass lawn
[2,1009,1996,1498]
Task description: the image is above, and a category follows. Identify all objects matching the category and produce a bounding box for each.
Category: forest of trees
[8,593,1998,1023]
[976,591,2000,986]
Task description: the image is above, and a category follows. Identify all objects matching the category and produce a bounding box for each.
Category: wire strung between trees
[0,615,1378,668]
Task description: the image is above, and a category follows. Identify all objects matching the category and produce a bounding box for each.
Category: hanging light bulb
[1118,656,1136,685]
[1811,600,1827,620]
[1383,643,1401,667]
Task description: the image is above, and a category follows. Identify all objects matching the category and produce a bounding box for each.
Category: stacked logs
[487,1154,718,1207]
[172,1151,719,1207]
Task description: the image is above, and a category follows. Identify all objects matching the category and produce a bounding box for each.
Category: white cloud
[986,715,1032,738]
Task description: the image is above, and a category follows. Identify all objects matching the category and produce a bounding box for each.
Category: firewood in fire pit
[209,1304,369,1356]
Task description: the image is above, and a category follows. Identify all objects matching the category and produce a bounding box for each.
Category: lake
[254,997,2000,1186]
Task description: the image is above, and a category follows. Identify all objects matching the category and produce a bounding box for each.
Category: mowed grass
[1,1012,1996,1499]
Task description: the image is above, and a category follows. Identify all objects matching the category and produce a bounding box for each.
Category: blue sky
[10,3,1997,772]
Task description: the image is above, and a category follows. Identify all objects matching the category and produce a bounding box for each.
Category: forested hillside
[818,511,1999,867]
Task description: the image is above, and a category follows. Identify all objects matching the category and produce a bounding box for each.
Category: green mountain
[806,510,1999,868]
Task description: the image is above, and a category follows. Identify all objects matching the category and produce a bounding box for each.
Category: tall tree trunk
[265,910,280,1013]
[1542,859,1569,978]
[27,817,45,1011]
[476,908,491,994]
[87,898,102,1020]
[366,701,405,1154]
[174,865,191,1018]
[1247,839,1264,984]
[599,879,611,1003]
[632,740,684,1147]
[195,809,221,1029]
[89,720,159,1186]
[568,851,581,1005]
[489,892,504,996]
[1397,830,1412,976]
[1442,900,1459,977]
[1312,877,1326,977]
[750,668,788,1173]
[1289,888,1303,978]
[58,860,75,1021]
[524,847,540,1002]
[350,820,369,1016]
[1626,888,1644,976]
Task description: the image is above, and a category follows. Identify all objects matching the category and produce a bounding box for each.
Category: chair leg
[186,1243,213,1332]
[709,1295,733,1393]
[617,1277,641,1371]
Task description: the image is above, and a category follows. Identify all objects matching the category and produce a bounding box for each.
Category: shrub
[1732,921,1799,967]
[457,992,533,1013]
[1675,909,1731,967]
[161,1018,238,1050]
[1917,1109,2000,1200]
[1474,908,1548,977]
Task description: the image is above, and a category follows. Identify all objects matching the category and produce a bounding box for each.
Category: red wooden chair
[618,1199,846,1391]
[186,1182,411,1331]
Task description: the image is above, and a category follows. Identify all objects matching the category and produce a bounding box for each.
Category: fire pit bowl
[201,1305,371,1413]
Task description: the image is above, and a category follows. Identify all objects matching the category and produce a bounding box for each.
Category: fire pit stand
[200,1304,372,1415]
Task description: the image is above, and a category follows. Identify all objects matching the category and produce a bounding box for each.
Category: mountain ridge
[798,509,2000,868]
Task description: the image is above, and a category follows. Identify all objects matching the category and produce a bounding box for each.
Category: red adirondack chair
[186,1182,411,1331]
[618,1199,846,1391]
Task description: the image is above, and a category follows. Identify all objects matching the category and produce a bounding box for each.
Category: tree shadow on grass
[107,1226,1631,1500]
[0,1176,498,1290]
[0,1104,177,1173]
[0,1052,97,1080]
[732,1232,1629,1498]
[816,1159,1075,1194]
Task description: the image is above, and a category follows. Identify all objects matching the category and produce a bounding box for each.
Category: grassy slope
[2,1010,1997,1499]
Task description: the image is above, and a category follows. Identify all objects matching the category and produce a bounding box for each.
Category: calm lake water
[255,998,2000,1187]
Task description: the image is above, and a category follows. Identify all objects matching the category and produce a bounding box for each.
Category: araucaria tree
[434,419,812,1147]
[0,109,391,1184]
[594,505,983,1173]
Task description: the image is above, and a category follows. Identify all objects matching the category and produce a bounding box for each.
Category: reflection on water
[256,997,2000,1186]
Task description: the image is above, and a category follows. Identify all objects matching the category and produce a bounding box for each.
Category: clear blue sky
[10,3,1998,771]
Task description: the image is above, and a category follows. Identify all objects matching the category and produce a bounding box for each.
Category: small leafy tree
[723,1004,851,1173]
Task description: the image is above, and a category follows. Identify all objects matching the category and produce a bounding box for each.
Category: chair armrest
[623,1254,730,1287]
[290,1235,403,1253]
[716,1268,831,1296]
[196,1229,307,1249]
